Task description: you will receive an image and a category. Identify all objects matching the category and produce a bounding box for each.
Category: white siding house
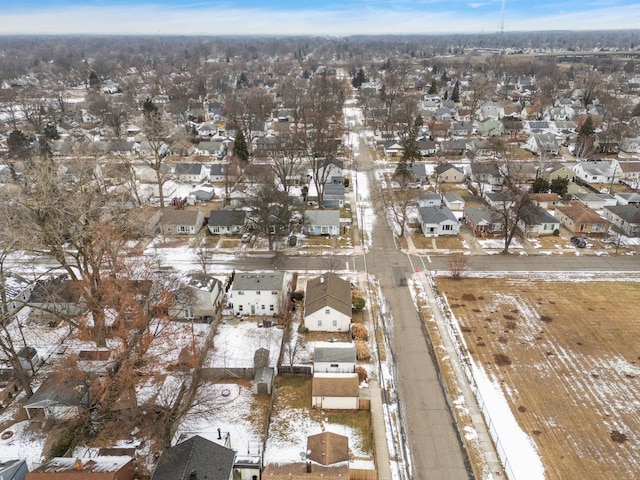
[311,373,360,410]
[304,273,352,332]
[230,272,286,316]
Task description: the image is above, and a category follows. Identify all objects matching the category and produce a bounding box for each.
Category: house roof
[232,272,285,292]
[161,209,202,226]
[29,457,132,477]
[314,342,356,364]
[208,209,246,227]
[434,162,463,176]
[576,160,617,177]
[417,206,458,224]
[417,191,441,202]
[24,374,88,410]
[605,205,640,224]
[527,206,560,226]
[307,432,349,466]
[444,192,465,204]
[187,273,221,293]
[530,193,561,203]
[464,205,502,225]
[305,273,352,318]
[312,373,359,397]
[174,163,203,175]
[151,435,235,480]
[556,202,606,225]
[305,210,340,227]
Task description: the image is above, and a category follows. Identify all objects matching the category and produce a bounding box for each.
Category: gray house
[304,210,340,236]
[313,342,356,374]
[152,435,235,480]
[322,183,345,208]
[161,210,205,235]
[417,206,460,237]
[603,205,640,237]
[208,210,247,235]
[0,459,28,480]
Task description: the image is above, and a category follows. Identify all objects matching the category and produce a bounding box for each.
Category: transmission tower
[498,0,506,34]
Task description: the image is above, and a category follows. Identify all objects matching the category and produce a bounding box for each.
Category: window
[238,291,244,295]
[330,364,339,368]
[238,305,243,311]
[256,291,261,295]
[185,307,194,319]
[178,225,189,233]
[261,305,265,310]
[272,291,277,295]
[212,226,220,233]
[269,305,274,311]
[332,320,337,327]
[317,319,322,327]
[325,308,330,315]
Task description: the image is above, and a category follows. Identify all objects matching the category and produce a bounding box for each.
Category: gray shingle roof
[208,210,246,227]
[314,343,356,364]
[305,273,352,318]
[151,435,235,480]
[232,272,285,292]
[417,206,458,224]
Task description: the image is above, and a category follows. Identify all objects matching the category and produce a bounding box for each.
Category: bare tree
[448,252,469,280]
[246,183,297,251]
[271,130,306,194]
[141,98,173,208]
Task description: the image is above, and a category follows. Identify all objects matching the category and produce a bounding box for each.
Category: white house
[303,210,340,236]
[304,273,352,332]
[180,273,224,323]
[230,272,286,317]
[519,206,560,237]
[313,342,356,374]
[311,373,360,410]
[573,159,621,184]
[417,206,460,237]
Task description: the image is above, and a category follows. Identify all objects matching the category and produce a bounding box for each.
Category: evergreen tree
[443,90,449,100]
[38,138,52,161]
[451,80,460,103]
[351,68,367,89]
[428,79,438,94]
[233,129,249,164]
[43,122,60,141]
[550,177,569,196]
[88,70,100,89]
[579,115,595,136]
[7,129,30,158]
[531,177,550,193]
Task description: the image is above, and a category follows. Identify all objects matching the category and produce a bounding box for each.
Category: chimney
[217,427,222,440]
[189,469,198,480]
[306,461,312,473]
[74,459,83,471]
[320,276,324,284]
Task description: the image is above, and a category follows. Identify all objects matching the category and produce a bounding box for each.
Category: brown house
[26,457,135,480]
[311,373,359,410]
[554,201,609,235]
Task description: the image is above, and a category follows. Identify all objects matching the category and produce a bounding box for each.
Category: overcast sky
[1,1,639,36]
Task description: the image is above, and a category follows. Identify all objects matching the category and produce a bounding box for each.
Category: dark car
[570,236,587,248]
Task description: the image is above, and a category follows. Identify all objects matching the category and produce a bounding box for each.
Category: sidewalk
[369,379,392,480]
[417,271,505,479]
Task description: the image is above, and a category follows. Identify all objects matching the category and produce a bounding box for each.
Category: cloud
[0,3,638,35]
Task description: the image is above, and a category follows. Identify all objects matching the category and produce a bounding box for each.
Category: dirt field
[436,275,640,480]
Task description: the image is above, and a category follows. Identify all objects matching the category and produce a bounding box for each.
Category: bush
[356,366,368,382]
[553,229,560,236]
[355,339,371,361]
[352,297,366,311]
[351,323,369,341]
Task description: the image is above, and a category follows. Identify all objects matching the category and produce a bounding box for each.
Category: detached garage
[311,373,359,410]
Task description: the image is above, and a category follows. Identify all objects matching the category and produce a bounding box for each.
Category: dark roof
[208,210,246,227]
[232,272,285,292]
[307,432,349,465]
[24,374,88,410]
[417,206,458,224]
[174,163,204,175]
[435,162,463,175]
[604,205,640,224]
[151,435,235,480]
[314,343,356,364]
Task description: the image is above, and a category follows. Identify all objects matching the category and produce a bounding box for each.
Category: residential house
[618,161,640,187]
[208,210,247,235]
[174,163,207,183]
[479,103,504,121]
[179,273,224,323]
[463,206,504,236]
[23,374,89,420]
[476,118,503,137]
[541,163,575,183]
[573,159,620,184]
[620,136,640,154]
[307,432,349,466]
[530,193,562,210]
[303,210,340,236]
[434,106,455,121]
[26,457,134,480]
[304,273,352,333]
[151,436,235,480]
[554,202,609,235]
[439,139,466,156]
[230,272,286,316]
[422,94,441,109]
[195,140,224,157]
[0,460,27,480]
[311,373,360,410]
[383,140,403,157]
[417,206,460,237]
[434,162,465,184]
[571,193,617,210]
[484,191,515,209]
[160,210,205,235]
[29,276,84,322]
[210,162,238,183]
[417,191,442,208]
[313,342,356,373]
[469,163,504,191]
[603,205,640,237]
[410,163,430,184]
[450,121,472,137]
[322,183,345,208]
[614,192,640,205]
[519,206,560,236]
[417,139,437,157]
[523,133,560,156]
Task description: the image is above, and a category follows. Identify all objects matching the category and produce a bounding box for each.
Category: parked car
[241,232,252,243]
[570,236,587,248]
